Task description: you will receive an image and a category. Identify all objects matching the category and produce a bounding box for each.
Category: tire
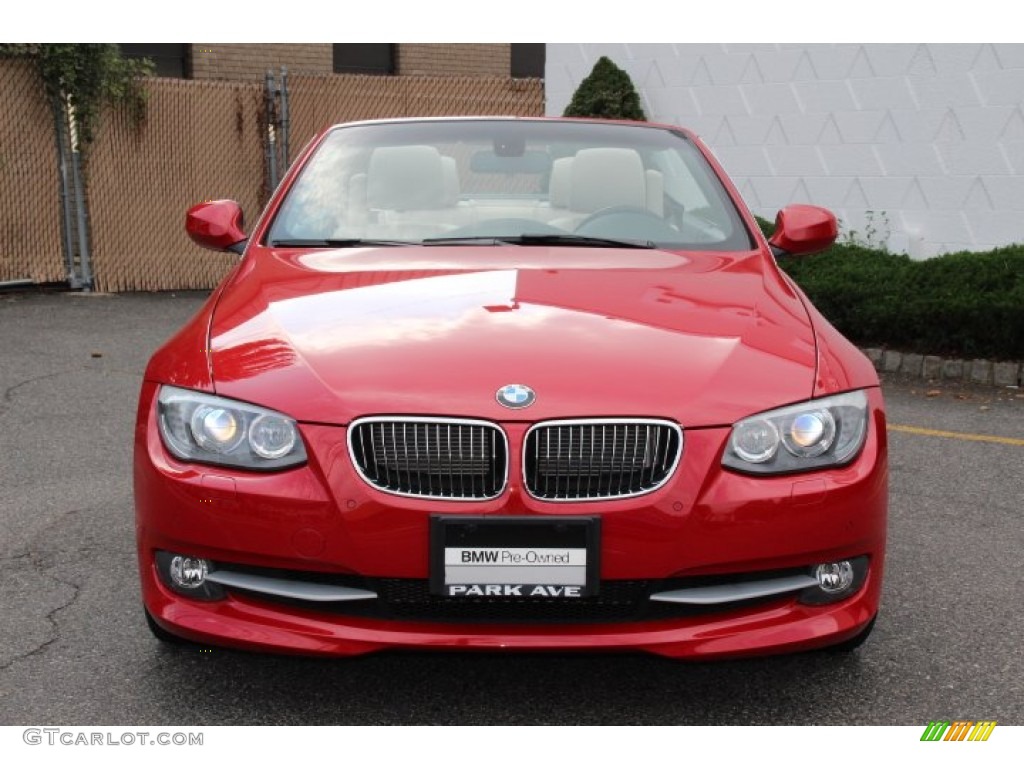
[144,607,191,646]
[826,616,876,653]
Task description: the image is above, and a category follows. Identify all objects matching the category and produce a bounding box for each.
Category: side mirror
[768,204,837,257]
[186,200,248,254]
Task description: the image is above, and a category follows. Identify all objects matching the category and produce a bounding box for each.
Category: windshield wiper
[422,233,656,249]
[268,238,413,248]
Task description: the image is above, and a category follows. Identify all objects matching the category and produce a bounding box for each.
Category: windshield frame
[261,117,756,252]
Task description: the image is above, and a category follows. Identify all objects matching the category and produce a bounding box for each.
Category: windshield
[266,119,753,251]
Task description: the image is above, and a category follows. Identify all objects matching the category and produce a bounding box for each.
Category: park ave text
[446,584,582,597]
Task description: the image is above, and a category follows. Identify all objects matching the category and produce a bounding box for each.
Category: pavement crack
[2,369,76,405]
[0,510,86,671]
[1,366,141,417]
[0,572,82,671]
[0,553,33,564]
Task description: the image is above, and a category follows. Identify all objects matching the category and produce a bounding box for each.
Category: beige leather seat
[349,145,462,238]
[550,148,664,230]
[441,155,461,207]
[570,148,647,213]
[367,146,447,212]
[548,156,574,212]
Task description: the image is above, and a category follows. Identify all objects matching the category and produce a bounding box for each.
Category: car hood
[208,246,817,427]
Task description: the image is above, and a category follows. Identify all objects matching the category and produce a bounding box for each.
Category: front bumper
[134,382,887,658]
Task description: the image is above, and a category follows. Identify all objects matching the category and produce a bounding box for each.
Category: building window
[333,44,395,75]
[511,44,545,78]
[119,44,189,78]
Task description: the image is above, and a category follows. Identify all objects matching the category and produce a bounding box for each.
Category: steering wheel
[573,206,652,229]
[574,206,679,240]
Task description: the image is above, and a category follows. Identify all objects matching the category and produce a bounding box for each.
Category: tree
[563,56,646,121]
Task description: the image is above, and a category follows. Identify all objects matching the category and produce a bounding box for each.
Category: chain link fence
[0,60,67,286]
[288,75,544,161]
[0,63,545,292]
[87,78,266,292]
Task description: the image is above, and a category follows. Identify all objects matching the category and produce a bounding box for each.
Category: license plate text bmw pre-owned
[430,516,601,598]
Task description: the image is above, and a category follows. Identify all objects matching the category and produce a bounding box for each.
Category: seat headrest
[569,148,646,213]
[441,156,460,207]
[367,146,446,210]
[549,157,573,208]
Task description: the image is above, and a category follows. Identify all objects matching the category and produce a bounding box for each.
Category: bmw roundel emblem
[496,384,536,409]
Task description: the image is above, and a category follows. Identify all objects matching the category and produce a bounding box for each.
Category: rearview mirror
[186,200,248,254]
[768,205,837,257]
[470,149,551,175]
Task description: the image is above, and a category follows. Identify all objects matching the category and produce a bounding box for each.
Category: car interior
[268,124,750,250]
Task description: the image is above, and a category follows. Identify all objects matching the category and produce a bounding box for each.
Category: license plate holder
[430,516,600,598]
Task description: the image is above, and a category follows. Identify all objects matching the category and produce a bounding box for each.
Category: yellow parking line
[888,424,1024,447]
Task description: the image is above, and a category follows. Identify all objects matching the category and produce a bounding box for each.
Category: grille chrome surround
[523,419,683,502]
[348,417,509,500]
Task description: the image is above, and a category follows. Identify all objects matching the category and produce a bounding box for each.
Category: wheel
[825,615,876,653]
[144,607,191,646]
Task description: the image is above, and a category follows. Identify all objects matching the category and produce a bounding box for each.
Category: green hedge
[756,217,1024,360]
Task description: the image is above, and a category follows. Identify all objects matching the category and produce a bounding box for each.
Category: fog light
[800,556,868,605]
[169,556,208,589]
[815,561,854,593]
[155,551,224,601]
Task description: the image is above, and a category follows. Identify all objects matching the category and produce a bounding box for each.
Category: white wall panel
[546,43,1024,257]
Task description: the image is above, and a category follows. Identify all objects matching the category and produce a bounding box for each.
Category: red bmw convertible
[134,117,887,658]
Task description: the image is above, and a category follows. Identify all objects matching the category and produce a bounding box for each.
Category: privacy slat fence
[0,60,66,284]
[87,78,265,292]
[288,75,545,157]
[0,62,543,292]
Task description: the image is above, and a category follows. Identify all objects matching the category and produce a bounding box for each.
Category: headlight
[723,390,869,475]
[157,385,306,470]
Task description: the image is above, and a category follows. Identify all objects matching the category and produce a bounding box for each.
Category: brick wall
[190,44,332,80]
[189,44,514,81]
[397,44,511,77]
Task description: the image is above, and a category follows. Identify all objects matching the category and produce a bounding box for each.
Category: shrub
[758,216,1024,359]
[563,56,646,121]
[0,44,152,152]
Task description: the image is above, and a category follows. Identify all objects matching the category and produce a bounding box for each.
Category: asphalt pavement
[1,291,1021,725]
